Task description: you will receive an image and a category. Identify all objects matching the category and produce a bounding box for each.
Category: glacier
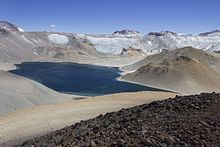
[48,34,69,45]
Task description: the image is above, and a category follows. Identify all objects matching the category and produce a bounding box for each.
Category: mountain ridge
[0,20,23,32]
[1,20,220,64]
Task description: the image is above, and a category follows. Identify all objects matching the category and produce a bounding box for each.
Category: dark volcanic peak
[0,20,21,32]
[148,31,178,36]
[113,29,141,35]
[199,29,220,37]
[21,93,220,146]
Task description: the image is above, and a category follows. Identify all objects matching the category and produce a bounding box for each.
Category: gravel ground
[21,92,220,146]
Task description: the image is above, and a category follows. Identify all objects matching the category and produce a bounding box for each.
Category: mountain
[1,21,220,60]
[0,21,23,32]
[0,24,100,65]
[147,31,178,36]
[1,20,220,66]
[140,30,220,53]
[121,47,220,94]
[199,29,220,37]
[113,29,141,36]
[83,29,220,55]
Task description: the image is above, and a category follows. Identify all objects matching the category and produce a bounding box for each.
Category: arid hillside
[122,47,220,94]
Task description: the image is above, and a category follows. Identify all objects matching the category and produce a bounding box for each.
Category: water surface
[10,62,162,96]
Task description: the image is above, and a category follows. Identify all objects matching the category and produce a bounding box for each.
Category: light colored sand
[0,71,78,116]
[0,91,176,146]
[0,62,16,71]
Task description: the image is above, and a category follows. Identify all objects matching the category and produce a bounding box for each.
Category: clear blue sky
[1,0,220,34]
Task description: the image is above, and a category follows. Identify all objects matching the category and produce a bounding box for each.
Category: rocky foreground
[21,93,220,146]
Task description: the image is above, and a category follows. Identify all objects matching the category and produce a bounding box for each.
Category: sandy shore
[0,62,17,71]
[0,91,176,146]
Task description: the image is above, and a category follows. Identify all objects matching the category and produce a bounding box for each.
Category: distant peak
[113,29,141,36]
[148,31,178,36]
[199,29,220,37]
[0,20,24,32]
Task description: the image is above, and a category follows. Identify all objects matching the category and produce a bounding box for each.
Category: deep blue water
[10,62,162,96]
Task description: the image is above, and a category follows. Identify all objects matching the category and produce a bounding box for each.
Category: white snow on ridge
[85,32,220,55]
[86,36,143,54]
[48,34,69,45]
[18,27,24,32]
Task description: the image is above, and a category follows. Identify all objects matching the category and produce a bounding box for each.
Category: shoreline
[117,76,179,94]
[117,68,178,94]
[9,61,161,97]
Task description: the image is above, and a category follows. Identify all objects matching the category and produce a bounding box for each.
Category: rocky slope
[0,21,23,32]
[0,22,100,65]
[122,47,220,94]
[0,92,175,146]
[120,47,145,57]
[21,92,220,146]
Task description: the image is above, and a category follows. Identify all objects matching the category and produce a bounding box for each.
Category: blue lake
[10,62,163,96]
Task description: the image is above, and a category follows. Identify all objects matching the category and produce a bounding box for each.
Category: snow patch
[18,27,24,32]
[48,34,69,44]
[86,36,142,54]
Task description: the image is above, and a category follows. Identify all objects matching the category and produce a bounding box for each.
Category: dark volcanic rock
[148,31,178,36]
[21,93,220,146]
[113,29,140,35]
